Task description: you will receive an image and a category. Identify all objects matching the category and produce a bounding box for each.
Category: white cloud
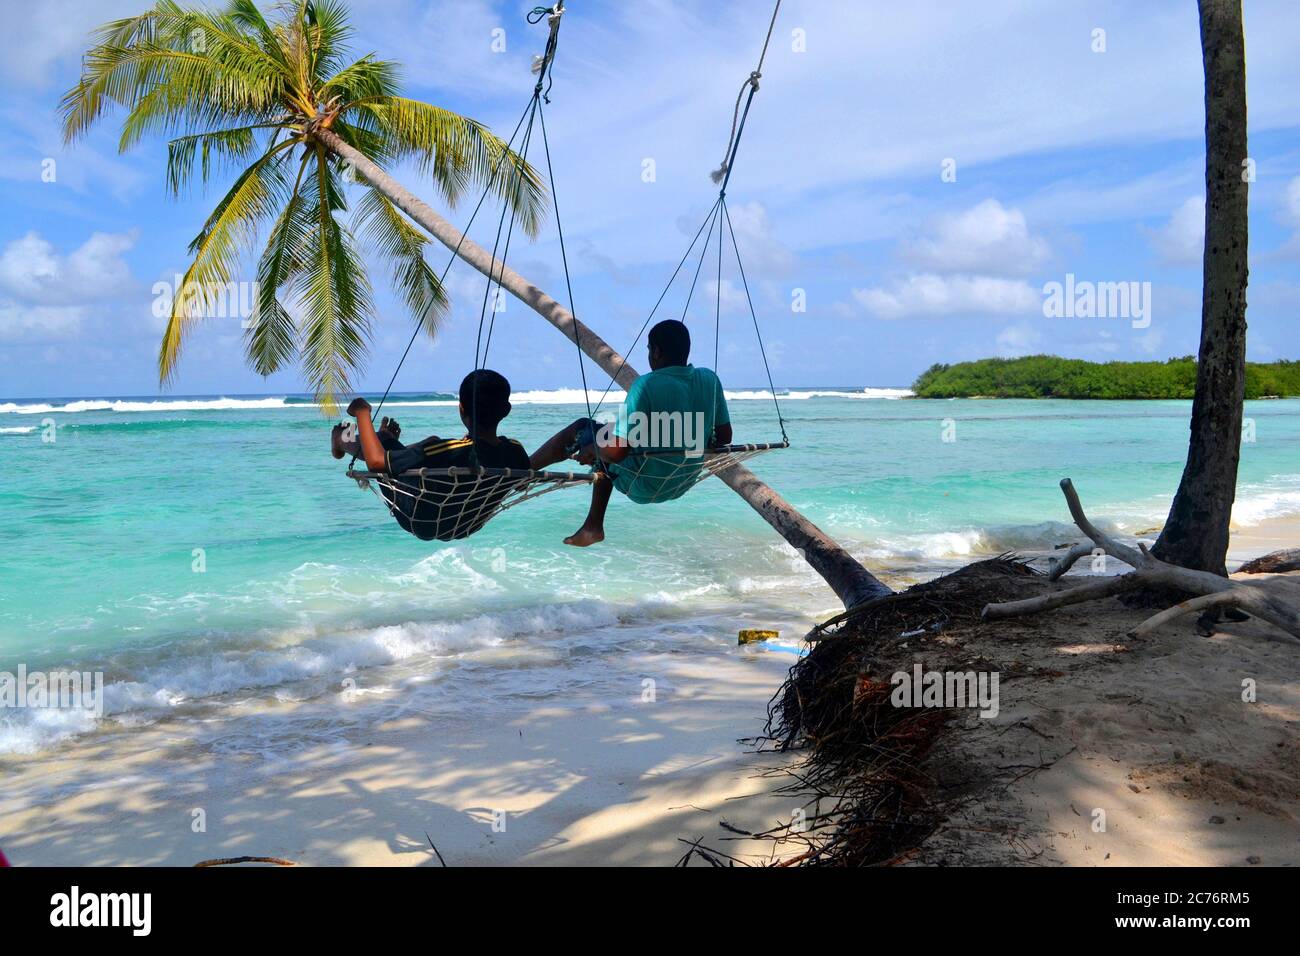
[1134,326,1167,356]
[0,231,137,305]
[0,302,85,343]
[0,0,141,88]
[0,231,138,343]
[1147,196,1204,265]
[852,274,1040,320]
[1277,176,1300,258]
[847,199,1046,320]
[903,199,1050,276]
[995,322,1042,357]
[356,0,537,100]
[719,201,795,276]
[1283,176,1300,228]
[356,0,1268,269]
[701,278,748,315]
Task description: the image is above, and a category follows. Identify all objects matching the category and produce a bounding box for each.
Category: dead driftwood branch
[981,574,1133,620]
[1128,590,1247,638]
[1237,549,1300,575]
[982,479,1300,644]
[1046,541,1096,581]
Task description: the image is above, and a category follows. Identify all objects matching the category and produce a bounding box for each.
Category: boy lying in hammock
[530,319,732,547]
[331,369,531,541]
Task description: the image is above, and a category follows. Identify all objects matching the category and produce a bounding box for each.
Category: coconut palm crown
[61,0,546,406]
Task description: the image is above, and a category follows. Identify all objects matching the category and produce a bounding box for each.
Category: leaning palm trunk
[316,128,892,608]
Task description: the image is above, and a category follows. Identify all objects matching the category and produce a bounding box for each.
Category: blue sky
[2,0,1299,399]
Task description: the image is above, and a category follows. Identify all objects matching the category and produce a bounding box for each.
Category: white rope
[709,0,783,183]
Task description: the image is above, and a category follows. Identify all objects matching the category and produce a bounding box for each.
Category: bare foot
[563,526,605,548]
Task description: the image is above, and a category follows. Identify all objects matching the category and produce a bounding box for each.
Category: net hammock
[348,1,789,539]
[348,441,787,541]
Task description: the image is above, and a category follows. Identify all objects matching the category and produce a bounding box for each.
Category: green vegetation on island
[911,356,1300,400]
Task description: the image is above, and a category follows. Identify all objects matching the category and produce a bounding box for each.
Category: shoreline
[0,639,805,867]
[1,515,1295,866]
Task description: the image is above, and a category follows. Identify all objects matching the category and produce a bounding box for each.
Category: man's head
[459,369,512,433]
[647,319,690,370]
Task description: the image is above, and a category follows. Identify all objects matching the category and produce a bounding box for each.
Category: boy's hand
[573,444,598,466]
[346,397,372,418]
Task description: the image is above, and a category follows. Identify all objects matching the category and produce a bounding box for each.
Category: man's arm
[584,380,645,466]
[600,437,632,464]
[710,373,732,448]
[347,398,390,472]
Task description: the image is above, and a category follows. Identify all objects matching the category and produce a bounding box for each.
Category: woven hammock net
[349,442,786,541]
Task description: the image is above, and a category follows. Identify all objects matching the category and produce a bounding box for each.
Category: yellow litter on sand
[738,629,779,646]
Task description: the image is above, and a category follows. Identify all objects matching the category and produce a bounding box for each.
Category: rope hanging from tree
[349,0,788,536]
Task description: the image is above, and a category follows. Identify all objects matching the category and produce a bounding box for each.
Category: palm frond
[294,144,373,410]
[346,96,548,237]
[302,0,355,84]
[225,0,292,71]
[320,54,400,105]
[246,151,315,375]
[159,137,299,383]
[68,0,558,406]
[165,123,287,195]
[355,187,448,339]
[63,2,290,146]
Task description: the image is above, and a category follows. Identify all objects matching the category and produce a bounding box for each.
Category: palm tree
[1152,0,1249,576]
[63,0,891,608]
[61,0,545,407]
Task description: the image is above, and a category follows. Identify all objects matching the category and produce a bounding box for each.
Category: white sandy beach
[916,516,1300,867]
[2,519,1296,867]
[0,641,803,866]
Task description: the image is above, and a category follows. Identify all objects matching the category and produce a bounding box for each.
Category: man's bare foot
[563,526,605,548]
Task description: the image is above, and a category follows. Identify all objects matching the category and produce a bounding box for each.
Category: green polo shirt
[611,364,730,504]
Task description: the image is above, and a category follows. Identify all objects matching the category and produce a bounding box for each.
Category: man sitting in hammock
[331,369,531,541]
[530,319,732,547]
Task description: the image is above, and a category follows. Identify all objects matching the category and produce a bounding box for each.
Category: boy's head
[459,369,512,433]
[648,319,690,370]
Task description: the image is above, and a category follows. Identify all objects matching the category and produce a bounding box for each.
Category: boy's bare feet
[563,524,605,547]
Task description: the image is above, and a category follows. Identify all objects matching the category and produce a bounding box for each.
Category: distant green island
[911,356,1300,400]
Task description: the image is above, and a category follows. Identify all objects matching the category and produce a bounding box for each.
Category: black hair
[648,319,691,365]
[460,369,512,430]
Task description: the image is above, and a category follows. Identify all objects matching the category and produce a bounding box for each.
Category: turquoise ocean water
[1,388,1298,754]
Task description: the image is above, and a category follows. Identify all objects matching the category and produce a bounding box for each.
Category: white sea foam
[0,600,626,754]
[1232,478,1300,527]
[0,426,36,434]
[508,388,620,405]
[0,397,296,415]
[0,387,908,416]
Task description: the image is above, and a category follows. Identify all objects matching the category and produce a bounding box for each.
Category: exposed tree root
[677,558,1046,866]
[1046,541,1096,581]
